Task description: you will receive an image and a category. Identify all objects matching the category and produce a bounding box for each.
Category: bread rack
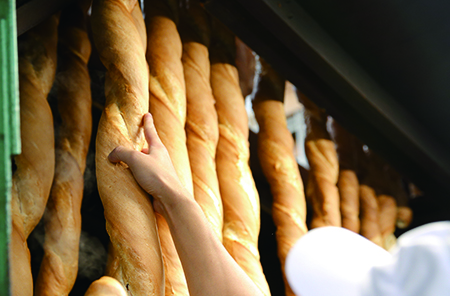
[2,0,450,294]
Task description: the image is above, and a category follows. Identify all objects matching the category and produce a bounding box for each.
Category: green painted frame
[0,0,20,294]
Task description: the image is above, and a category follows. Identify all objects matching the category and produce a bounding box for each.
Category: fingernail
[108,147,117,161]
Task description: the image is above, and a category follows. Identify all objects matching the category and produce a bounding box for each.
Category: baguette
[211,20,271,296]
[91,0,164,294]
[35,2,92,294]
[252,58,307,296]
[298,93,341,228]
[11,14,59,296]
[358,150,384,246]
[144,0,192,294]
[84,276,127,296]
[330,119,361,233]
[180,1,223,241]
[359,183,382,246]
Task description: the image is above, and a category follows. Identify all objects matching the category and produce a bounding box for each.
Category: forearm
[163,193,263,296]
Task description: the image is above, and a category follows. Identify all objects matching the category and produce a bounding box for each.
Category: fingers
[143,113,163,148]
[108,146,138,165]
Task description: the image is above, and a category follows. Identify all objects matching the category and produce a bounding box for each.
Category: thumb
[143,113,163,148]
[108,146,138,165]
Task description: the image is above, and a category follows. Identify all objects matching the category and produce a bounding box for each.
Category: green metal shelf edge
[0,0,20,294]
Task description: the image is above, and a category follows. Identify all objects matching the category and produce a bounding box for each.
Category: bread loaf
[377,193,397,250]
[210,20,271,296]
[252,58,307,296]
[34,3,92,294]
[396,183,415,229]
[298,93,341,228]
[358,150,384,246]
[144,0,192,294]
[330,119,361,233]
[84,276,127,296]
[11,14,59,296]
[180,1,223,241]
[359,183,382,246]
[91,0,163,294]
[379,164,412,249]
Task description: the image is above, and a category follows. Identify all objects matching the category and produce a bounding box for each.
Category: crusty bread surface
[91,0,164,294]
[145,0,192,294]
[180,0,223,241]
[211,20,271,296]
[84,276,127,296]
[252,58,307,296]
[298,93,341,228]
[11,13,59,296]
[35,2,93,294]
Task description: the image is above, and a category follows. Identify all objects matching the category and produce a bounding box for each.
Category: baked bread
[144,0,192,294]
[359,183,383,246]
[84,276,127,296]
[180,0,223,241]
[330,119,361,233]
[358,150,385,247]
[252,58,307,296]
[298,93,341,228]
[91,0,163,294]
[210,20,271,296]
[34,2,92,294]
[11,13,59,296]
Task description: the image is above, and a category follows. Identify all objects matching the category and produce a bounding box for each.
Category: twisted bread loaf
[180,1,223,241]
[379,164,409,249]
[330,119,361,233]
[11,14,59,296]
[298,93,341,228]
[358,150,384,246]
[394,176,413,229]
[84,276,127,296]
[210,21,271,296]
[91,0,163,294]
[252,58,307,296]
[145,0,192,294]
[35,2,92,294]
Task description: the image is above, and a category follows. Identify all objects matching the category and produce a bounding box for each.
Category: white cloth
[285,221,450,296]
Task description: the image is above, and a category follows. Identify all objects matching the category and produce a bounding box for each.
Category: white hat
[285,222,450,296]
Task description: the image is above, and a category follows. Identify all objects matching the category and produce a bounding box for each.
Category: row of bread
[10,0,414,294]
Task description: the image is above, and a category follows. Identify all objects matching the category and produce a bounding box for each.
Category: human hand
[108,113,188,216]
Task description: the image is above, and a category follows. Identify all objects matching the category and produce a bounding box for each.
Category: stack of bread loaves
[13,0,416,295]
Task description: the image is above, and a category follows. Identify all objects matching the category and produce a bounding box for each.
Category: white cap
[285,222,450,296]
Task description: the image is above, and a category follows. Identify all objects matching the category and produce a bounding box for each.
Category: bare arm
[109,113,264,296]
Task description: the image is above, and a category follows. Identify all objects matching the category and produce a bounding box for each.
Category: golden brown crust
[358,150,386,247]
[359,184,382,246]
[211,20,271,296]
[11,14,59,296]
[377,194,397,249]
[84,276,127,296]
[330,120,361,233]
[252,59,306,296]
[180,1,223,241]
[35,3,92,294]
[301,96,341,228]
[145,0,192,194]
[337,170,360,232]
[145,0,192,294]
[91,0,163,294]
[388,169,413,229]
